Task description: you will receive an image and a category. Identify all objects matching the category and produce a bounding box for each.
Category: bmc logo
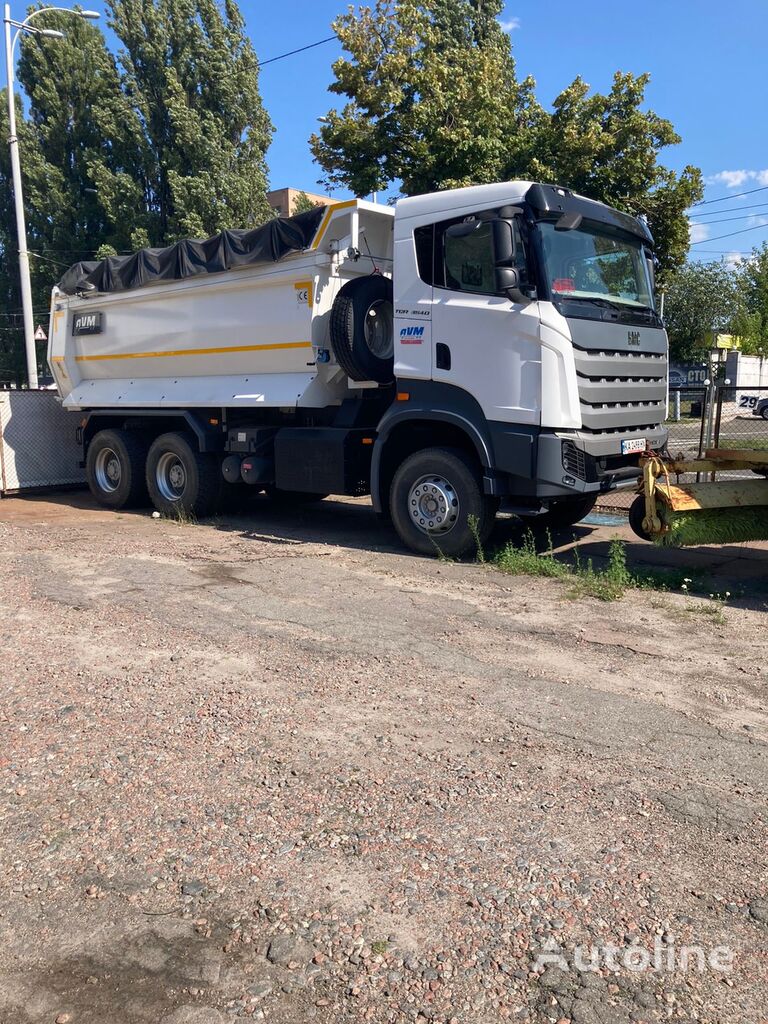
[399,326,424,345]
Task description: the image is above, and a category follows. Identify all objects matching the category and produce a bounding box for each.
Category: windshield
[538,221,654,309]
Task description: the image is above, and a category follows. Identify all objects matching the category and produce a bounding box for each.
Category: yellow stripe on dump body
[74,341,312,363]
[310,200,358,249]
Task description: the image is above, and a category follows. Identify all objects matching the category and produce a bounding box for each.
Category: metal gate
[0,390,85,495]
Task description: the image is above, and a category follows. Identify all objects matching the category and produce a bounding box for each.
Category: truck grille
[573,344,666,434]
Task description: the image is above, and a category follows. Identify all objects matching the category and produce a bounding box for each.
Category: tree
[108,0,273,242]
[311,2,701,278]
[0,0,273,382]
[292,191,323,215]
[310,0,540,197]
[737,244,768,352]
[518,73,702,282]
[662,260,746,363]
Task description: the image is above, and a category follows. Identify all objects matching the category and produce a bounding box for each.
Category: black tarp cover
[57,205,328,296]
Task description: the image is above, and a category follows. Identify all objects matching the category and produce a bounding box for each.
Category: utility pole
[3,3,99,388]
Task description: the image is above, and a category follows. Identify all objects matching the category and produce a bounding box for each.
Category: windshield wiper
[556,296,660,323]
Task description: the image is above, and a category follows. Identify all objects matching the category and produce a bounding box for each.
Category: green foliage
[737,243,768,351]
[311,2,701,278]
[493,531,688,601]
[494,530,571,580]
[310,0,540,197]
[108,0,273,241]
[0,0,272,382]
[663,244,768,362]
[663,259,747,363]
[292,191,322,215]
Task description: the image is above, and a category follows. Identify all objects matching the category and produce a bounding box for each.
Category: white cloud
[499,16,521,31]
[748,214,768,228]
[689,221,710,243]
[723,251,744,269]
[705,169,768,189]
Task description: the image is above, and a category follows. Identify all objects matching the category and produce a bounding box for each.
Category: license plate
[621,438,646,455]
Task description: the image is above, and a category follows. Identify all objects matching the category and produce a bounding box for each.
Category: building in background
[267,187,332,217]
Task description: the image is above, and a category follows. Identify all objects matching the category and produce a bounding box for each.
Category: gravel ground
[0,493,767,1024]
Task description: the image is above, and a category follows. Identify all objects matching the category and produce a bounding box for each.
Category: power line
[691,223,768,245]
[688,211,768,227]
[692,184,768,207]
[257,35,336,67]
[690,201,768,221]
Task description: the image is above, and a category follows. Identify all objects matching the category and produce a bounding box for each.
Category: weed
[164,504,198,526]
[467,513,485,564]
[370,940,389,956]
[494,530,570,580]
[492,532,702,602]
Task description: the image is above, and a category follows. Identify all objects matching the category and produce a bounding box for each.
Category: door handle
[435,343,451,371]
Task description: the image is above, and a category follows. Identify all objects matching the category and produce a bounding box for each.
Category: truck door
[429,213,541,427]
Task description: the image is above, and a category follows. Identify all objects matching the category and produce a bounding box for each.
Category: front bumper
[490,424,668,502]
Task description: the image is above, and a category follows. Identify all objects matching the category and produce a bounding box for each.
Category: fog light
[562,474,576,486]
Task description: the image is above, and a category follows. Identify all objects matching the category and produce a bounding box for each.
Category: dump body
[49,200,394,411]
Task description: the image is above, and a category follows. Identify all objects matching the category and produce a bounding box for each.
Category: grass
[491,529,707,603]
[717,437,768,451]
[163,504,198,526]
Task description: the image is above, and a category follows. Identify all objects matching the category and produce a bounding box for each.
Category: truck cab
[375,181,667,531]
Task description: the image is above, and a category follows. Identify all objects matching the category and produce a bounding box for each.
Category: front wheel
[146,432,221,518]
[389,447,495,557]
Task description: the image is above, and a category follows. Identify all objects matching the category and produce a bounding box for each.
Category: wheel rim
[155,451,187,502]
[94,447,122,494]
[408,474,460,535]
[364,299,394,359]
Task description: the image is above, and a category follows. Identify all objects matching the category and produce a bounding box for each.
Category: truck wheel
[389,447,495,557]
[330,274,394,384]
[146,432,220,518]
[86,428,149,509]
[521,494,597,530]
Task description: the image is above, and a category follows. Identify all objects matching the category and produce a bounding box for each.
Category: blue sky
[5,0,767,261]
[248,0,768,263]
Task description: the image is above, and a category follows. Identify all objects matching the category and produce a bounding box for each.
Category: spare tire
[329,274,394,384]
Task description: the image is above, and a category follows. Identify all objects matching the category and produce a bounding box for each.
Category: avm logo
[399,326,425,344]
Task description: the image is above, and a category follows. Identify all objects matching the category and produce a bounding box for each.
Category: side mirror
[646,254,656,293]
[495,265,529,303]
[495,266,520,293]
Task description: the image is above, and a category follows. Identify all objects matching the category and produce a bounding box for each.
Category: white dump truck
[49,181,668,555]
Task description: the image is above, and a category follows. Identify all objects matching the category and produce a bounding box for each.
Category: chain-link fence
[595,383,768,513]
[596,387,706,512]
[0,389,85,494]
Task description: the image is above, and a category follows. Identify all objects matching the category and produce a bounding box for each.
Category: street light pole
[4,3,38,387]
[3,4,99,389]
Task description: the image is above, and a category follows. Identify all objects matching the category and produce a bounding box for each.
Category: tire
[86,428,149,509]
[761,405,768,421]
[146,432,221,518]
[520,493,597,531]
[389,446,495,557]
[329,274,394,384]
[628,495,653,542]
